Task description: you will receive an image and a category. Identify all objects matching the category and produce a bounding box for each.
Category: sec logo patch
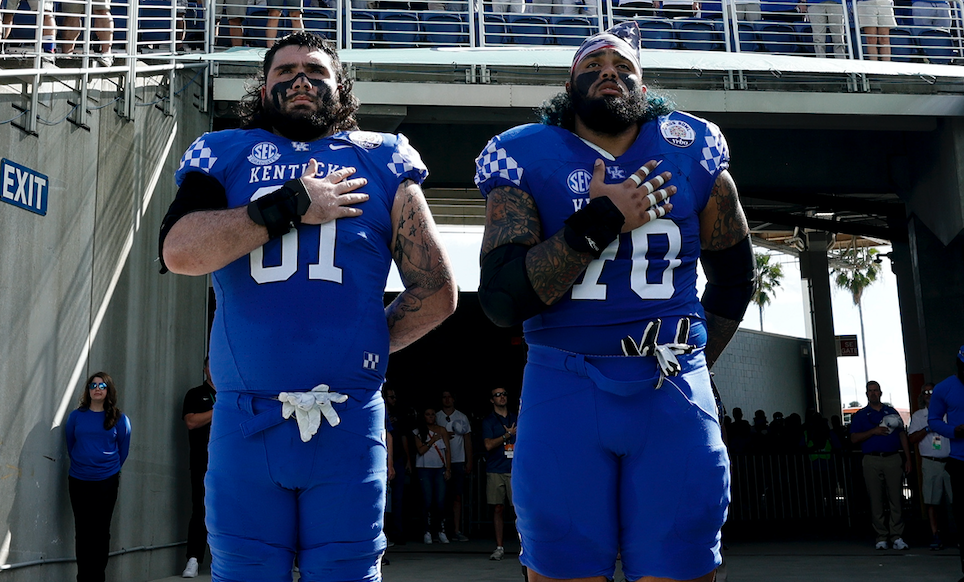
[567,169,592,195]
[248,142,281,165]
[660,120,696,148]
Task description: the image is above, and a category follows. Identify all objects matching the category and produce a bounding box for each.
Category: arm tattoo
[480,186,541,256]
[525,231,594,305]
[388,182,452,329]
[704,311,741,369]
[481,185,594,305]
[706,172,749,251]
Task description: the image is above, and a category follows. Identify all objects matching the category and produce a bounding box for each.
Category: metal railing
[728,452,915,527]
[2,0,962,62]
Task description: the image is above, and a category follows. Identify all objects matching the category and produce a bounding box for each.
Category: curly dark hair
[79,371,123,430]
[237,31,359,134]
[538,87,676,130]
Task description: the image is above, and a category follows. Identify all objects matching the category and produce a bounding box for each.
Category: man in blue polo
[850,380,912,550]
[928,346,964,581]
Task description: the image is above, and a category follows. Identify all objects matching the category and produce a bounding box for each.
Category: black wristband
[563,196,625,258]
[246,178,311,239]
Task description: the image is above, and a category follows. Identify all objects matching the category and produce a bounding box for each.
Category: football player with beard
[159,32,457,582]
[474,21,754,582]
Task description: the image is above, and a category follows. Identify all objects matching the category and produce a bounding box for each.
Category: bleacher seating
[349,10,377,48]
[138,0,176,48]
[507,14,551,45]
[919,27,957,63]
[638,17,676,49]
[303,8,336,40]
[674,18,723,51]
[756,21,800,53]
[889,26,919,61]
[422,12,467,45]
[553,15,593,46]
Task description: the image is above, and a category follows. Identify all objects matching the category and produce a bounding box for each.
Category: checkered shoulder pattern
[474,137,524,191]
[178,135,219,174]
[699,121,729,176]
[386,134,428,184]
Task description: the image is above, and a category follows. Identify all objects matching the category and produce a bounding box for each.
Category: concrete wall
[0,71,211,581]
[713,329,815,421]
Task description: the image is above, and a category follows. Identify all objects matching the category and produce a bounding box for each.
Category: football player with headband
[474,20,754,582]
[158,32,457,582]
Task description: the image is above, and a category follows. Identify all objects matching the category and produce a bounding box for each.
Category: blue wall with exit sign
[1,158,49,216]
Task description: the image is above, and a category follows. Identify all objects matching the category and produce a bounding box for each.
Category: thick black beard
[570,86,648,136]
[265,89,339,142]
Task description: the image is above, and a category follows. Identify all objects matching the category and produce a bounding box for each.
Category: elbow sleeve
[478,243,548,328]
[700,235,755,321]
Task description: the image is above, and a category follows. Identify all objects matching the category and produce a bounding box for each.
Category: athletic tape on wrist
[247,179,311,239]
[563,196,625,258]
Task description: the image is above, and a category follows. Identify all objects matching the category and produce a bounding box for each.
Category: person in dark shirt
[180,357,216,578]
[482,387,517,561]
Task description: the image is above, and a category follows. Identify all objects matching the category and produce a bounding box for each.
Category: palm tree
[831,245,881,383]
[751,252,784,331]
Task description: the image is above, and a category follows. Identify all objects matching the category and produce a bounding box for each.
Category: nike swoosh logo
[329,144,352,150]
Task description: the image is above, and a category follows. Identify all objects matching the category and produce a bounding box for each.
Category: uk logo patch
[292,141,310,152]
[660,120,696,148]
[248,142,282,165]
[567,169,592,194]
[363,352,380,371]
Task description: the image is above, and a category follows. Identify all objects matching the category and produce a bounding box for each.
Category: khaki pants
[862,454,904,542]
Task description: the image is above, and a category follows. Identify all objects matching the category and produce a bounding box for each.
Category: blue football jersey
[475,112,729,354]
[175,129,428,396]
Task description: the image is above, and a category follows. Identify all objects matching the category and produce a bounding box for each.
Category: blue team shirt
[65,409,131,481]
[929,375,964,461]
[175,129,427,397]
[475,112,729,354]
[482,411,518,474]
[849,404,904,454]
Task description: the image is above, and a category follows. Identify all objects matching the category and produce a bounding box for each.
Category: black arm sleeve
[700,235,755,321]
[478,243,549,328]
[158,172,228,274]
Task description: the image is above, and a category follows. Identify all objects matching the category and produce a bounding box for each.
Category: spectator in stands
[547,0,596,15]
[805,0,847,58]
[1,0,56,57]
[909,383,952,551]
[855,0,895,60]
[427,0,466,10]
[727,0,762,21]
[60,0,114,66]
[614,0,661,19]
[760,0,804,21]
[912,0,951,29]
[489,0,525,14]
[265,0,303,48]
[661,0,699,18]
[851,380,912,550]
[216,0,248,46]
[780,412,805,453]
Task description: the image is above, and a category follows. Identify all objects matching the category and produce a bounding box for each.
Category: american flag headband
[570,35,640,74]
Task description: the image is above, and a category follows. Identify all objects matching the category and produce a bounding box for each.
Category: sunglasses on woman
[89,382,108,391]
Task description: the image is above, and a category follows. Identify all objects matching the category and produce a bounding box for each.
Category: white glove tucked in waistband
[278,384,348,442]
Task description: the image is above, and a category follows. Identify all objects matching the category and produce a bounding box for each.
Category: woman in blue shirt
[65,372,132,582]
